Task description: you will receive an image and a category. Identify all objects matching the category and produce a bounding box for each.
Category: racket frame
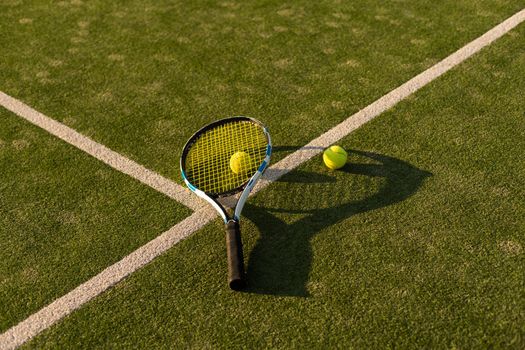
[180,116,271,289]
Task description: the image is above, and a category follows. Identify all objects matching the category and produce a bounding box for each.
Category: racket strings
[185,121,267,195]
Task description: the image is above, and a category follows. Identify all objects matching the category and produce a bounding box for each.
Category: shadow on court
[242,149,432,297]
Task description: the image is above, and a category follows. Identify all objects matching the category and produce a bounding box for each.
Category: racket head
[180,116,271,199]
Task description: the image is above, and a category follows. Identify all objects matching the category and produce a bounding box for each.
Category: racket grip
[225,220,246,290]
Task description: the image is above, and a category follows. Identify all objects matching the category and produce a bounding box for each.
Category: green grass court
[1,0,524,348]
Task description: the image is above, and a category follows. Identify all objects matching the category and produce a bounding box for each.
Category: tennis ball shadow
[242,149,432,297]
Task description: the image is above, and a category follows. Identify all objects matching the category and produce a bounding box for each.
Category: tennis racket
[180,116,272,290]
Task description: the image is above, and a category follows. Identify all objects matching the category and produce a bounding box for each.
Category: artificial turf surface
[0,109,191,332]
[21,16,525,350]
[1,0,524,182]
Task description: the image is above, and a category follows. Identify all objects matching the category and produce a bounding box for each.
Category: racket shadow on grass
[242,149,432,296]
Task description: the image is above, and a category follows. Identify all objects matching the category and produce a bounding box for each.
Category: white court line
[254,7,525,192]
[0,210,216,350]
[0,91,203,212]
[1,8,524,349]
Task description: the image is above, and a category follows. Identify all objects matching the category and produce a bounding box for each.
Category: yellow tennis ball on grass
[230,151,253,174]
[323,145,347,170]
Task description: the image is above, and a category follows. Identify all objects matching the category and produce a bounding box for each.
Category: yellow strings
[185,121,267,195]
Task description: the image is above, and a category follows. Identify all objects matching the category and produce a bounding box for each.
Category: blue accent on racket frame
[258,160,267,173]
[181,171,197,192]
[266,145,272,156]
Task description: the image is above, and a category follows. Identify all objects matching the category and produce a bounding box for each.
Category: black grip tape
[225,220,246,290]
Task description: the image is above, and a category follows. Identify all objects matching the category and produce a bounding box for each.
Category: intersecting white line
[1,7,524,350]
[0,91,203,211]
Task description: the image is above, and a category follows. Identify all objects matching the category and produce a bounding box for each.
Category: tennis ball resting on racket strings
[230,151,253,174]
[323,145,347,170]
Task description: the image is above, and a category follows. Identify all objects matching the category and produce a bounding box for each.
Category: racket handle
[225,220,246,290]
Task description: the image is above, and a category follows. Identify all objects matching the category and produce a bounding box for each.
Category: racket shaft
[225,220,245,290]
